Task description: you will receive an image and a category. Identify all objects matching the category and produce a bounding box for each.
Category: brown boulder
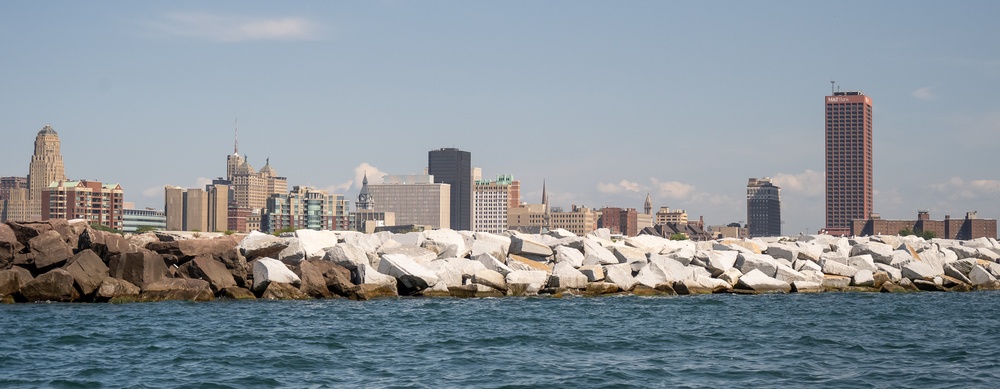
[108,250,168,289]
[219,287,256,300]
[8,221,55,246]
[45,219,80,248]
[260,282,311,300]
[29,230,74,272]
[179,256,237,293]
[0,223,24,269]
[79,228,133,260]
[584,282,620,296]
[351,283,398,300]
[296,260,334,298]
[148,238,247,286]
[95,278,141,303]
[140,278,214,302]
[0,269,28,296]
[63,250,109,296]
[19,268,80,302]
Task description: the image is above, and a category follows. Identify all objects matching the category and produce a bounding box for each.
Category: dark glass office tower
[428,148,472,231]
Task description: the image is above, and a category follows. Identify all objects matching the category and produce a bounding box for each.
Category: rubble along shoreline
[2,219,999,303]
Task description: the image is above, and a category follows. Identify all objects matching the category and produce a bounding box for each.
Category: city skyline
[2,2,999,234]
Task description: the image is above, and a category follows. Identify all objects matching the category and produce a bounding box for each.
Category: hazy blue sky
[2,1,998,234]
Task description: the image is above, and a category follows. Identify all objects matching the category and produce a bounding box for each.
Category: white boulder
[252,258,302,294]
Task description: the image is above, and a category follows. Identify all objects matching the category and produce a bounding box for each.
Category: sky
[1,1,998,235]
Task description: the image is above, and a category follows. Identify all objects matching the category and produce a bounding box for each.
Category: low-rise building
[123,207,166,233]
[367,174,450,230]
[164,184,229,232]
[474,174,520,234]
[42,180,125,230]
[509,204,599,236]
[655,207,688,225]
[599,207,639,237]
[262,186,349,233]
[851,211,997,240]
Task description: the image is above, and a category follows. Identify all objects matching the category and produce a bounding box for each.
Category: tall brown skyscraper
[27,125,67,220]
[824,90,873,236]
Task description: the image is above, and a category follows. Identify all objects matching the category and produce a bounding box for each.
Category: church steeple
[357,172,374,211]
[644,193,652,215]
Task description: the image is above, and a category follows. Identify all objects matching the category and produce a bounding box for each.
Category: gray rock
[847,255,878,272]
[507,254,552,273]
[356,263,397,287]
[791,280,823,293]
[377,253,440,293]
[422,229,470,259]
[969,265,998,286]
[767,243,799,262]
[735,253,778,277]
[294,230,341,260]
[851,269,875,287]
[901,261,940,281]
[472,268,507,292]
[624,235,670,253]
[602,263,636,291]
[820,258,859,277]
[238,231,288,260]
[578,265,605,282]
[774,263,810,283]
[612,245,647,272]
[874,263,902,282]
[474,253,514,276]
[822,275,851,289]
[795,242,824,262]
[664,247,696,266]
[850,241,894,264]
[583,239,619,266]
[718,267,743,286]
[509,234,554,257]
[252,258,302,294]
[379,245,437,265]
[549,261,588,289]
[735,269,791,293]
[470,239,506,261]
[504,270,549,295]
[553,246,585,268]
[324,243,374,269]
[943,263,973,285]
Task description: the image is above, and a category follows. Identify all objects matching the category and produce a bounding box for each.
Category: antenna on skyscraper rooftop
[234,117,239,156]
[830,81,835,95]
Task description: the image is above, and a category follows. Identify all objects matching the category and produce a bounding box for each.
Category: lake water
[2,292,999,388]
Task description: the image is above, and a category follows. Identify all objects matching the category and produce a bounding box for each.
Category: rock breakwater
[2,219,999,303]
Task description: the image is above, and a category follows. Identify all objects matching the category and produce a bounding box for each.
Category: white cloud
[912,86,937,101]
[649,178,695,201]
[147,12,321,42]
[596,179,641,194]
[141,186,161,198]
[771,170,824,197]
[930,176,1000,199]
[323,162,388,195]
[141,177,214,198]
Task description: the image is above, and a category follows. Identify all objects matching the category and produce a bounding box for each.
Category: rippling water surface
[2,292,999,388]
